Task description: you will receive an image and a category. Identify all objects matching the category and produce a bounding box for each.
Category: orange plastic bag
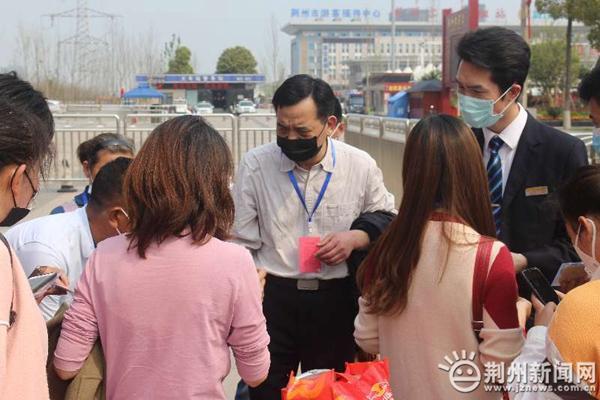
[333,360,394,400]
[282,370,336,400]
[281,360,394,400]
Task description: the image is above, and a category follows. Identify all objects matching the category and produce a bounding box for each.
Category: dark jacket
[473,113,588,283]
[348,210,396,300]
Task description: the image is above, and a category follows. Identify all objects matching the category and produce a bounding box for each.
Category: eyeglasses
[24,170,39,201]
[9,169,39,208]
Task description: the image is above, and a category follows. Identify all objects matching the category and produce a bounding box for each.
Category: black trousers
[249,275,357,400]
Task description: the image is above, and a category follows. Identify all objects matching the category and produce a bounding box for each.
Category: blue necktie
[487,136,504,236]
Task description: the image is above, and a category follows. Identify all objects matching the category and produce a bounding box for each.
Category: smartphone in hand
[28,272,59,297]
[28,266,70,299]
[520,267,560,305]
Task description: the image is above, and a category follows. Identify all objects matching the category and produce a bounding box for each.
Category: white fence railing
[51,114,121,182]
[49,112,595,204]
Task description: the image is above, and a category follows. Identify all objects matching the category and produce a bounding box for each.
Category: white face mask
[331,122,342,138]
[115,207,130,236]
[574,218,600,280]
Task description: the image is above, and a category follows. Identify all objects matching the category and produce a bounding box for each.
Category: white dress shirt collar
[483,103,528,150]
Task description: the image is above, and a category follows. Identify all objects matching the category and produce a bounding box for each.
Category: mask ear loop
[492,86,519,116]
[589,218,597,263]
[575,223,582,249]
[115,208,130,236]
[330,123,341,138]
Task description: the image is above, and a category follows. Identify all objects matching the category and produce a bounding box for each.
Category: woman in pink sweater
[54,115,270,399]
[0,75,56,400]
[355,115,524,399]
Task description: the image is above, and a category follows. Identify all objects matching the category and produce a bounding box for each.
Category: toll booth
[407,79,442,118]
[135,74,266,110]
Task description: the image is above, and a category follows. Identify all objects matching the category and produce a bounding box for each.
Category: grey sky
[0,0,524,78]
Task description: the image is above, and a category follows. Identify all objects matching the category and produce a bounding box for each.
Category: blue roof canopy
[123,86,165,99]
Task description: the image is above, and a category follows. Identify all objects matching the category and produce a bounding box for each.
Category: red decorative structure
[441,0,479,115]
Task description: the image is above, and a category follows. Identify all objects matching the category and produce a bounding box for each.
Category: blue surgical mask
[458,86,516,129]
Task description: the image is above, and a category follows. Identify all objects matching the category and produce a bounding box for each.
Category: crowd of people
[1,25,600,400]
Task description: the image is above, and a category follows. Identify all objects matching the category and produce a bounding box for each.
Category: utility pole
[564,16,573,130]
[520,0,531,108]
[391,0,396,71]
[45,0,119,98]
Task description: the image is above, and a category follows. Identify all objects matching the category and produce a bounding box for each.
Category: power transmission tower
[45,0,119,98]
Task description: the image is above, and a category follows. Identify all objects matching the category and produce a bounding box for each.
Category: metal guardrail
[50,113,254,182]
[48,112,595,202]
[122,113,237,162]
[344,114,595,206]
[237,113,277,167]
[51,114,121,182]
[344,114,413,206]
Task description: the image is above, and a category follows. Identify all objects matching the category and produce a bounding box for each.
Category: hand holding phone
[28,266,70,301]
[520,267,560,305]
[29,272,59,297]
[531,295,557,327]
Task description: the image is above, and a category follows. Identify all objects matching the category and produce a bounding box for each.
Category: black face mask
[0,170,36,227]
[277,122,328,163]
[277,135,323,163]
[0,207,30,227]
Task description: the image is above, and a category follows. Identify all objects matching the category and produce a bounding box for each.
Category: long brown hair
[357,114,495,316]
[124,115,234,258]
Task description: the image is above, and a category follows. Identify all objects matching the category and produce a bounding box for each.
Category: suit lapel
[473,128,485,152]
[502,114,542,210]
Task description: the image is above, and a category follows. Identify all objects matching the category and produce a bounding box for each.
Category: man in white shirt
[233,74,395,400]
[6,157,131,320]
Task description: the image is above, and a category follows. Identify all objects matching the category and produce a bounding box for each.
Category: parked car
[173,98,191,114]
[195,101,214,114]
[235,100,257,115]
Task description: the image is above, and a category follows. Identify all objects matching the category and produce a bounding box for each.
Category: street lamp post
[391,0,396,71]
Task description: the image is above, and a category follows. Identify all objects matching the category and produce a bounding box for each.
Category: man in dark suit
[455,27,588,282]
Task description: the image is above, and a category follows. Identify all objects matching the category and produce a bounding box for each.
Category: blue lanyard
[287,139,336,224]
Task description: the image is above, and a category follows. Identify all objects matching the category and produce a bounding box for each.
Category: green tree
[167,46,194,74]
[420,70,441,81]
[163,34,181,67]
[535,0,600,127]
[216,46,258,74]
[529,40,580,106]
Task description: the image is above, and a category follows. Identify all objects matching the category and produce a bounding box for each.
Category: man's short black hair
[272,74,337,120]
[0,72,54,138]
[457,27,531,93]
[333,98,343,122]
[76,133,134,166]
[579,66,600,104]
[88,157,132,210]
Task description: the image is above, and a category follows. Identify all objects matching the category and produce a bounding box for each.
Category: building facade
[284,21,442,88]
[283,7,598,90]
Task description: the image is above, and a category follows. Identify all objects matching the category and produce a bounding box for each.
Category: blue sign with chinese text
[136,74,266,84]
[290,8,381,20]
